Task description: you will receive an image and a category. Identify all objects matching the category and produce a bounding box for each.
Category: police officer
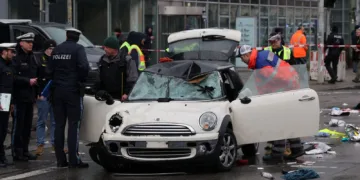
[265,32,295,65]
[94,36,138,101]
[325,26,344,84]
[12,33,39,161]
[0,43,16,167]
[48,28,90,168]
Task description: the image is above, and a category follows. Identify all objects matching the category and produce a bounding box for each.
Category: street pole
[39,0,44,22]
[67,0,73,26]
[357,0,360,25]
[317,0,325,83]
[45,0,49,22]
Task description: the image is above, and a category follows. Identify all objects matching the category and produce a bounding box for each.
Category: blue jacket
[252,50,280,69]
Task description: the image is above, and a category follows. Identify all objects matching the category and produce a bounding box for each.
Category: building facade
[0,0,355,64]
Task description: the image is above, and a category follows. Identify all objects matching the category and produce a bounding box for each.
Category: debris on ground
[345,124,360,142]
[237,159,248,166]
[330,107,350,116]
[282,168,320,180]
[304,142,334,155]
[260,172,274,179]
[328,119,345,127]
[317,129,346,138]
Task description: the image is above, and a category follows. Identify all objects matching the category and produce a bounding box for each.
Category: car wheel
[89,146,101,165]
[241,143,259,157]
[216,128,238,171]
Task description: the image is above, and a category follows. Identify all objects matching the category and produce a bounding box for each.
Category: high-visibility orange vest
[290,30,307,58]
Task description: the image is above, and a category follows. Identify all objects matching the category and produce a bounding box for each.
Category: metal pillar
[317,0,325,83]
[67,0,73,26]
[45,0,49,22]
[39,0,44,22]
[357,0,360,25]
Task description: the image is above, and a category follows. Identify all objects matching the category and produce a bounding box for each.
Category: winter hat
[103,36,119,49]
[44,39,57,50]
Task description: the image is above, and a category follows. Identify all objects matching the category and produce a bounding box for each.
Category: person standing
[0,43,16,167]
[48,28,90,168]
[324,26,344,84]
[12,33,39,161]
[94,37,138,101]
[114,28,124,46]
[144,26,155,67]
[35,40,68,156]
[352,27,360,74]
[290,25,308,64]
[264,33,295,65]
[274,27,285,46]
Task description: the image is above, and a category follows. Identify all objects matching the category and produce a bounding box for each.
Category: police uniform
[324,26,344,83]
[48,28,90,168]
[12,33,39,161]
[0,43,16,167]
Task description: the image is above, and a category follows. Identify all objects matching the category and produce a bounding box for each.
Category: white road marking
[0,167,59,180]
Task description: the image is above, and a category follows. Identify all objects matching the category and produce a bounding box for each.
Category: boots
[13,149,28,162]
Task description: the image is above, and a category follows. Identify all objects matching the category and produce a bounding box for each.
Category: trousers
[0,112,10,158]
[36,98,55,146]
[12,102,34,157]
[324,55,339,81]
[53,88,83,165]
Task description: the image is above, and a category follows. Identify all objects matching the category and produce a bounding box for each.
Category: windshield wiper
[157,98,174,102]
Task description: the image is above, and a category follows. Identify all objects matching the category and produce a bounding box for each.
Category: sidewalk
[236,68,360,92]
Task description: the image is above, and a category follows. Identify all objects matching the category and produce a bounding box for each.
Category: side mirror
[239,88,252,99]
[240,96,251,104]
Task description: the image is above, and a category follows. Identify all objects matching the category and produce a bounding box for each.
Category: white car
[80,29,320,172]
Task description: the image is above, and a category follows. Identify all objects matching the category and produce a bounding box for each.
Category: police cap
[66,28,82,35]
[0,43,16,51]
[16,32,35,42]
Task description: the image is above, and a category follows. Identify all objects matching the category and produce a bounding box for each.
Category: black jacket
[48,40,90,93]
[94,49,138,99]
[0,57,15,94]
[325,32,344,57]
[13,47,40,103]
[37,53,51,96]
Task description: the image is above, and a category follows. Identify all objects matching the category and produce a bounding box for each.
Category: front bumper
[95,133,220,165]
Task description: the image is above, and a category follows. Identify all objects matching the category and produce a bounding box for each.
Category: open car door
[230,65,320,145]
[79,95,121,142]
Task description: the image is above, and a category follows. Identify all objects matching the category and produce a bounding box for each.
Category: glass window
[231,0,240,3]
[209,4,219,27]
[241,5,251,16]
[241,0,250,3]
[270,0,277,5]
[129,72,224,101]
[334,0,342,8]
[251,0,259,4]
[12,26,46,52]
[260,6,268,17]
[311,8,317,18]
[311,1,318,7]
[260,18,269,46]
[303,1,310,7]
[278,18,286,27]
[295,8,302,18]
[111,0,130,32]
[278,7,285,17]
[260,0,268,4]
[295,0,302,6]
[144,0,158,65]
[287,0,294,6]
[286,8,294,42]
[220,17,230,28]
[220,4,230,15]
[230,5,240,28]
[250,6,259,16]
[269,7,277,27]
[279,0,286,5]
[220,0,229,2]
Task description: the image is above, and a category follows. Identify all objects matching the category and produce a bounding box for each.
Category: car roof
[0,19,32,24]
[168,28,241,44]
[30,22,70,28]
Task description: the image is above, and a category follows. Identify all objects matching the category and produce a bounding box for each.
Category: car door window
[12,26,46,52]
[239,64,309,97]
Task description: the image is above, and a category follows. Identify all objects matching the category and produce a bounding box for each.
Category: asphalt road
[1,89,360,180]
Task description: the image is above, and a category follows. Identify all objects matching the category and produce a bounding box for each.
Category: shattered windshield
[128,72,224,101]
[168,38,238,61]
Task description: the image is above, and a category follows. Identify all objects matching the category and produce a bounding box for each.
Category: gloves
[95,90,115,105]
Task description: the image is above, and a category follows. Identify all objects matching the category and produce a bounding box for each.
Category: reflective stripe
[265,46,291,60]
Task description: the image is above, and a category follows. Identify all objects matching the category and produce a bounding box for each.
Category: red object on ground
[237,159,249,166]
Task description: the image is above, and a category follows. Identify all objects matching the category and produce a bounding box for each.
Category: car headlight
[109,113,123,133]
[199,112,217,131]
[89,62,98,70]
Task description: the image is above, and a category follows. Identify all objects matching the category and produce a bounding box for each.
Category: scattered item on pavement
[354,103,360,110]
[330,107,350,116]
[341,137,349,142]
[257,167,264,170]
[282,168,320,180]
[304,142,333,154]
[282,167,300,175]
[316,132,330,137]
[237,159,248,166]
[287,162,297,165]
[303,161,316,166]
[328,119,345,127]
[345,124,360,142]
[318,129,346,138]
[260,172,274,179]
[343,103,348,106]
[327,151,336,155]
[78,152,86,155]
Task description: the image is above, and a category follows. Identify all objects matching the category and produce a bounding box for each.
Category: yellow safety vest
[120,42,146,71]
[264,46,291,60]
